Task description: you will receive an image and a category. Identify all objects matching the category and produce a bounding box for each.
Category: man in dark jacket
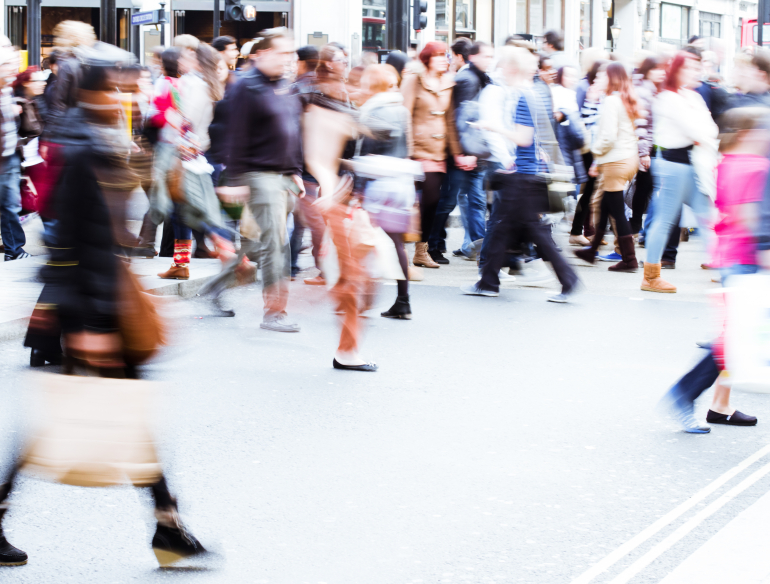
[227,28,305,332]
[428,41,493,263]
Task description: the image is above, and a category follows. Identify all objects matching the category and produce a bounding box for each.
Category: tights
[596,190,632,238]
[386,231,409,297]
[417,172,444,244]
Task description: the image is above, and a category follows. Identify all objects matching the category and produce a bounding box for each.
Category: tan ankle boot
[413,242,439,268]
[158,265,190,280]
[641,262,676,293]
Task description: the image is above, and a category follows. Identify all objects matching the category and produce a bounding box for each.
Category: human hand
[455,155,477,171]
[291,174,306,198]
[588,163,598,178]
[640,156,650,171]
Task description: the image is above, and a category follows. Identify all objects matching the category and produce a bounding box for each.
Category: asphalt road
[1,227,769,584]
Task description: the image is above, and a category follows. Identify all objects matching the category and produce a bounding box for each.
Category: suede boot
[381,295,412,320]
[413,242,439,268]
[641,262,676,293]
[158,239,192,280]
[608,235,638,272]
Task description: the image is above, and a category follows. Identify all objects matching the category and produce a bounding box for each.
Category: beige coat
[401,72,462,162]
[591,94,638,165]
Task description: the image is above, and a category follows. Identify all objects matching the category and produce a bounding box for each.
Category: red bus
[363,5,386,51]
[741,19,770,48]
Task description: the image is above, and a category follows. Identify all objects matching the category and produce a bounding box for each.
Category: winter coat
[357,91,411,159]
[401,72,461,161]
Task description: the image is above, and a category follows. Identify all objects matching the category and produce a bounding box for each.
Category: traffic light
[413,0,427,31]
[224,0,255,21]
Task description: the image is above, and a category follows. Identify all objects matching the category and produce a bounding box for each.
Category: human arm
[591,95,620,158]
[400,75,418,157]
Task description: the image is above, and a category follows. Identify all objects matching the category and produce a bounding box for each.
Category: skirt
[599,157,638,192]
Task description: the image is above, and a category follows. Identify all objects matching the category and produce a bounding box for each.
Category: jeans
[642,192,680,263]
[479,172,578,294]
[428,166,486,255]
[721,264,758,286]
[0,154,24,257]
[645,155,713,265]
[665,350,721,414]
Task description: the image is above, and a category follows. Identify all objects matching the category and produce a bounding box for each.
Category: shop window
[699,11,721,39]
[660,2,689,47]
[515,0,564,37]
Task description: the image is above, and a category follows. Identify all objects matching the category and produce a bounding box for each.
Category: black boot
[381,295,412,320]
[428,249,449,265]
[0,511,28,566]
[152,507,207,567]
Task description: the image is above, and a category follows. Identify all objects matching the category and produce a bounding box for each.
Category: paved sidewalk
[0,256,229,342]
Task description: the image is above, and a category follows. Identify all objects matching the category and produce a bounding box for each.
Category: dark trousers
[596,190,632,239]
[630,169,653,234]
[417,172,444,244]
[571,152,595,237]
[479,173,578,294]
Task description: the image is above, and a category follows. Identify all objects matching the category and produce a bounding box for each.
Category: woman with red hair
[401,41,476,269]
[575,62,640,272]
[642,51,718,293]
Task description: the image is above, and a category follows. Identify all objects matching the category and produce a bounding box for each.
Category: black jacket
[226,68,303,178]
[452,63,491,110]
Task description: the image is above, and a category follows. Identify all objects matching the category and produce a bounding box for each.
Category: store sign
[131,10,160,26]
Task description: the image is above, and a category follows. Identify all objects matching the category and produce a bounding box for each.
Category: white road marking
[609,458,770,584]
[569,443,770,584]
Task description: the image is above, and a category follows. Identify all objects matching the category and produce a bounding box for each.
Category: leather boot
[413,242,439,268]
[381,295,412,320]
[608,235,638,272]
[574,233,602,264]
[158,265,190,280]
[641,262,676,293]
[0,509,27,566]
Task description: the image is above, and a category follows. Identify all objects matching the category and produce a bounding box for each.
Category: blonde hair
[53,21,96,49]
[497,45,535,72]
[196,43,225,102]
[361,64,398,94]
[173,34,200,51]
[718,107,770,152]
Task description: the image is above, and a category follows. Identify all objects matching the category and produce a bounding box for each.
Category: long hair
[664,51,697,93]
[606,62,639,123]
[196,43,224,102]
[587,59,607,86]
[419,41,447,71]
[637,55,665,90]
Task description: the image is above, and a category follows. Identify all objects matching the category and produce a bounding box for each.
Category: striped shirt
[0,87,18,158]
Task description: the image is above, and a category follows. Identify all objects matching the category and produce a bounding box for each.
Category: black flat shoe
[706,410,758,426]
[333,358,378,372]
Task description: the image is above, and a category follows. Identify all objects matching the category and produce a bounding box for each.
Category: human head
[173,34,199,52]
[451,37,472,70]
[361,51,378,67]
[212,35,238,69]
[580,46,609,76]
[665,51,700,91]
[361,63,398,96]
[555,65,578,89]
[638,55,666,88]
[587,59,608,86]
[606,62,639,120]
[296,45,319,77]
[468,41,494,73]
[543,30,564,54]
[718,106,770,153]
[496,45,538,85]
[78,43,136,125]
[196,43,225,101]
[420,41,448,74]
[48,49,61,75]
[12,65,44,96]
[53,20,96,50]
[252,28,295,80]
[385,50,409,81]
[161,46,181,78]
[317,43,348,81]
[733,49,770,94]
[538,53,554,84]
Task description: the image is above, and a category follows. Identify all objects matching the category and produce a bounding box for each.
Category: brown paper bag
[22,373,162,488]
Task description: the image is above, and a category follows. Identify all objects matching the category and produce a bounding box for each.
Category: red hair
[606,62,640,123]
[664,51,697,92]
[419,41,447,70]
[12,66,39,93]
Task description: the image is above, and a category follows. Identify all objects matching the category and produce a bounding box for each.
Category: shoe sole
[708,419,758,426]
[0,559,28,566]
[640,286,676,293]
[260,324,300,332]
[413,263,439,269]
[381,314,412,320]
[608,267,638,273]
[158,276,190,280]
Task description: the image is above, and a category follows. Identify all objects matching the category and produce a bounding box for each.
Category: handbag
[456,99,491,158]
[362,176,415,233]
[117,261,166,366]
[22,372,162,488]
[18,98,42,139]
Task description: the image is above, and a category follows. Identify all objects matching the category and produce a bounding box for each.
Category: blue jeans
[0,154,24,257]
[720,264,758,286]
[645,155,713,265]
[428,166,485,254]
[665,349,721,414]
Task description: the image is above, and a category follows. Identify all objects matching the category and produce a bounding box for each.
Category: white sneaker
[517,259,556,287]
[498,270,516,282]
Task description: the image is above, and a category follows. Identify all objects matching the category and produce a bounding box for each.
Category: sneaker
[452,249,465,257]
[260,313,300,332]
[151,513,207,567]
[678,413,711,434]
[460,283,499,297]
[0,533,27,566]
[4,250,30,261]
[517,259,556,287]
[597,252,622,262]
[498,270,516,282]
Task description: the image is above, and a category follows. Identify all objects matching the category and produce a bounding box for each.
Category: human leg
[0,461,26,566]
[631,169,653,235]
[0,156,26,259]
[427,167,460,255]
[414,172,443,268]
[381,231,411,319]
[574,188,610,264]
[662,350,720,433]
[460,169,486,256]
[601,190,638,272]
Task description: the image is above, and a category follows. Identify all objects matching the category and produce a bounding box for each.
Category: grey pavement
[0,226,767,584]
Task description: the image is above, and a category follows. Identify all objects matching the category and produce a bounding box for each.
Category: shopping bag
[117,261,166,366]
[21,373,162,487]
[723,274,770,393]
[371,226,406,280]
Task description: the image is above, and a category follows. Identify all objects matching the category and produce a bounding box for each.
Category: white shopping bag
[723,274,770,393]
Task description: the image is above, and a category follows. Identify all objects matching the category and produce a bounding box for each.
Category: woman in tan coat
[401,41,476,268]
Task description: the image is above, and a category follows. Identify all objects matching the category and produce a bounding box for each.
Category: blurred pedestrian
[402,41,474,269]
[643,51,718,293]
[574,62,640,272]
[226,28,304,332]
[430,41,493,264]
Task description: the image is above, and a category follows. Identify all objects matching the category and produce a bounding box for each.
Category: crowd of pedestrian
[3,22,770,568]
